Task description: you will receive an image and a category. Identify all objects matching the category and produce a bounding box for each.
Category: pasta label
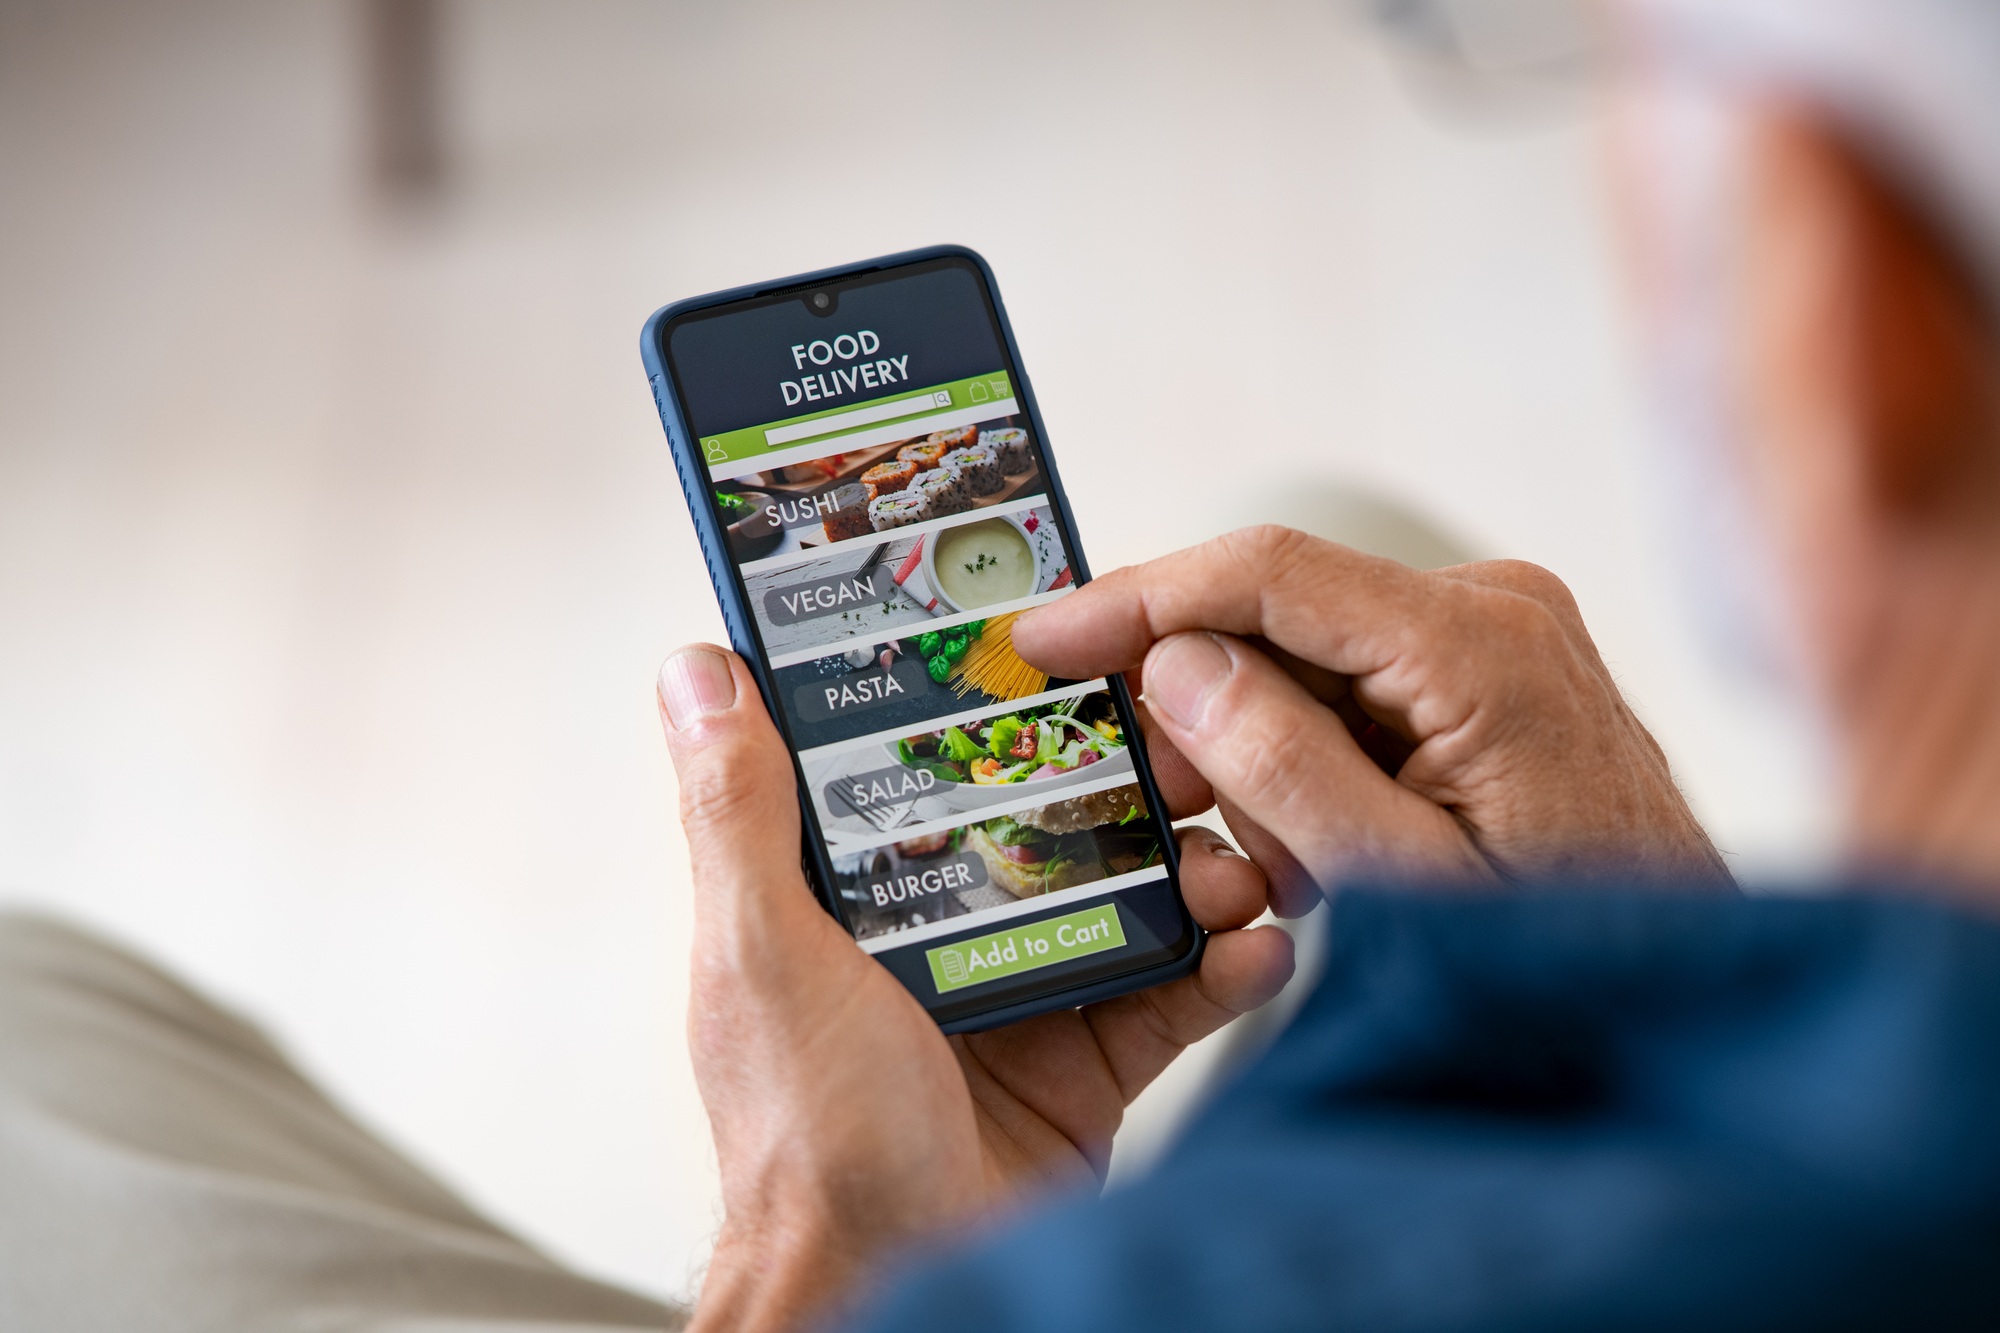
[791,655,932,724]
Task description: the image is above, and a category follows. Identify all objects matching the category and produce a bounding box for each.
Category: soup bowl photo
[921,512,1061,614]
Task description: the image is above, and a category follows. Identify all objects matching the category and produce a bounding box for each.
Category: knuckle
[1222,524,1350,608]
[1232,748,1300,814]
[1451,567,1570,654]
[1493,593,1567,662]
[1133,984,1190,1049]
[1220,707,1313,809]
[1177,824,1226,855]
[1483,559,1582,619]
[1219,523,1316,571]
[676,745,770,835]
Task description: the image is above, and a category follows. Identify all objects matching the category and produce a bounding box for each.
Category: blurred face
[1726,105,1891,693]
[1609,45,2000,889]
[1616,85,1854,678]
[1614,66,2000,682]
[1603,70,1814,690]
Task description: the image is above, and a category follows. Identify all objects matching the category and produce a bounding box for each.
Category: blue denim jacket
[850,887,2000,1332]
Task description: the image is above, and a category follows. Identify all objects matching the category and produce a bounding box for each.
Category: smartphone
[640,245,1200,1033]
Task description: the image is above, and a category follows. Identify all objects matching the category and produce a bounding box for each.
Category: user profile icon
[704,438,726,463]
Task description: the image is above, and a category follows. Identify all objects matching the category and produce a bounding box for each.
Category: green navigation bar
[700,369,1014,471]
[925,902,1126,994]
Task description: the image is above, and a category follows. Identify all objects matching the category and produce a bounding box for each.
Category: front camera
[811,292,831,310]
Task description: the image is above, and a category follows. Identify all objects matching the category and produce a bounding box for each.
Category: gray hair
[1626,0,2000,313]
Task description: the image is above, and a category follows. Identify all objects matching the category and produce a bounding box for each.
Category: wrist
[690,1212,874,1333]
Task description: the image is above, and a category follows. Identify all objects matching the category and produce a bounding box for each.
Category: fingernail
[1146,633,1232,731]
[658,648,736,730]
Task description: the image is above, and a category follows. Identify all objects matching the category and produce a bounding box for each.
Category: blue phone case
[640,243,1201,1033]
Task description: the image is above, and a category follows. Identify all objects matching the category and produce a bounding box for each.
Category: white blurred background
[0,0,1831,1306]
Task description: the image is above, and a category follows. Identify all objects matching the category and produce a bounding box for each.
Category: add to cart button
[926,903,1127,994]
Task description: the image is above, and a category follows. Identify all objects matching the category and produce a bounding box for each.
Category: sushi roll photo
[927,424,979,451]
[896,441,948,472]
[940,446,1003,496]
[910,466,972,516]
[868,490,931,531]
[819,483,873,543]
[862,459,918,499]
[979,427,1031,473]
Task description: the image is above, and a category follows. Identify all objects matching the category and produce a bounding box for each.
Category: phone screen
[660,254,1192,1022]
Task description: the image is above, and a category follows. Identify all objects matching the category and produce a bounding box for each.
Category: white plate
[922,511,1058,615]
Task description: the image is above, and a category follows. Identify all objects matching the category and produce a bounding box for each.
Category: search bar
[764,389,954,448]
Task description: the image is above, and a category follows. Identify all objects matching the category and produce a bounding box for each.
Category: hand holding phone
[656,637,1293,1332]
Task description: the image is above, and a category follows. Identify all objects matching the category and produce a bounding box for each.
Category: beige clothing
[0,913,686,1332]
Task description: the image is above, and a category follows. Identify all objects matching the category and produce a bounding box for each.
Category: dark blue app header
[666,261,1007,438]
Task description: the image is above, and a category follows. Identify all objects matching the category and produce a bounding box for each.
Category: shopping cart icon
[937,949,968,985]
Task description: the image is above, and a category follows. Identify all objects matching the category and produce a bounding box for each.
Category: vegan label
[926,902,1126,994]
[764,562,896,626]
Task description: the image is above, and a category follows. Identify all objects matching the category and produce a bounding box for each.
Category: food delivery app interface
[666,257,1186,1006]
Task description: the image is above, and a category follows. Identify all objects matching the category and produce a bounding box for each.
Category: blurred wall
[0,0,1830,1303]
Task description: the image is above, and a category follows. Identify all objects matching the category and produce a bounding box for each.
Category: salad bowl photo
[884,692,1134,812]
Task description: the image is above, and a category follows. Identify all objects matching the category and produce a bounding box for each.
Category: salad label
[825,763,942,818]
[791,655,933,723]
[763,561,896,626]
[857,852,987,910]
[926,903,1127,994]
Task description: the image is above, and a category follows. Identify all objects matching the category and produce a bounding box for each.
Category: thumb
[657,645,824,954]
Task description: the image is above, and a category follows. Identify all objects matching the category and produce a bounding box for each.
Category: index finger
[1013,526,1430,684]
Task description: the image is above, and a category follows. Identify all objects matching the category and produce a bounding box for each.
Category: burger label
[858,851,987,908]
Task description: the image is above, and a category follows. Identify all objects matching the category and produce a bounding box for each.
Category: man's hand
[657,646,1293,1333]
[1012,526,1728,909]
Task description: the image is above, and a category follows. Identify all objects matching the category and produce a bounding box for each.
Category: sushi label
[762,486,866,531]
